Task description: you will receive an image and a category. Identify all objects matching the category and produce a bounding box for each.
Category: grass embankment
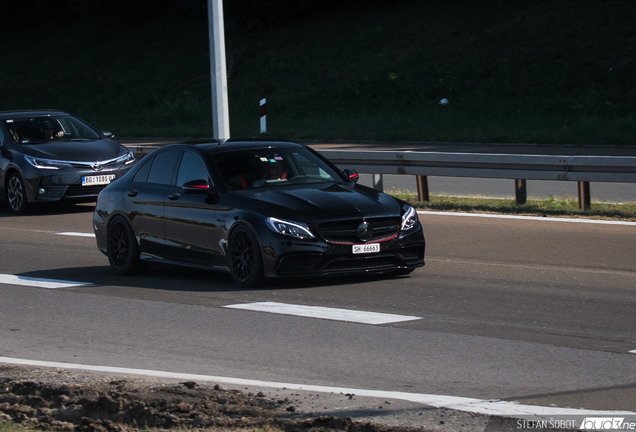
[1,0,635,144]
[391,192,636,221]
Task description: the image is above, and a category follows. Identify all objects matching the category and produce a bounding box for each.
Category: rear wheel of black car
[107,216,141,275]
[229,226,263,287]
[6,172,28,214]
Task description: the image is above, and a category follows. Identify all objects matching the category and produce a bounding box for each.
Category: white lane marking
[630,350,636,354]
[0,227,96,237]
[225,302,420,325]
[57,232,95,238]
[0,357,634,418]
[0,274,92,289]
[418,210,636,226]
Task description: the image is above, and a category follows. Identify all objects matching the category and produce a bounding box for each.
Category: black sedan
[0,110,136,214]
[93,141,425,287]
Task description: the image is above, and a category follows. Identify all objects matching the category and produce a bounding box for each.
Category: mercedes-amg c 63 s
[93,141,425,287]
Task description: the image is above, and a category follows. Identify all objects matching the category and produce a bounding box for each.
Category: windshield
[4,115,102,144]
[210,147,345,191]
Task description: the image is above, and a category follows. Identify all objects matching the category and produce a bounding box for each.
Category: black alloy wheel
[6,172,27,214]
[107,217,141,275]
[229,226,263,287]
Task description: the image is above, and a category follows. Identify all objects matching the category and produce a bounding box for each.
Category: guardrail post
[416,175,429,202]
[515,179,527,205]
[578,181,591,210]
[373,174,384,191]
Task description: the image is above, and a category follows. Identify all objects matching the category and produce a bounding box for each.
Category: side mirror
[182,179,214,195]
[343,168,359,183]
[103,131,115,139]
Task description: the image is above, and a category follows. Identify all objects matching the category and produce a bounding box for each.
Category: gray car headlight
[116,150,136,165]
[401,205,419,231]
[266,217,315,239]
[24,155,72,170]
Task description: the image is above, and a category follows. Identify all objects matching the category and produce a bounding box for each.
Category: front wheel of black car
[229,226,263,288]
[107,216,141,275]
[6,172,28,214]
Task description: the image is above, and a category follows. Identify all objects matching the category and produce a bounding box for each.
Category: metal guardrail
[319,150,636,183]
[320,150,636,209]
[125,145,636,209]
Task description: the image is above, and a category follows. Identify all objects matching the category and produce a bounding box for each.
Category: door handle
[168,192,180,200]
[127,189,138,197]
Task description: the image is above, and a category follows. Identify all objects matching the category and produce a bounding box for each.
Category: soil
[0,366,432,432]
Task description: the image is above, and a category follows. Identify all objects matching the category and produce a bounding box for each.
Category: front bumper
[261,224,425,278]
[23,165,134,204]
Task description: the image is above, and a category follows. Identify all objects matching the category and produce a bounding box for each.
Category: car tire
[229,225,263,288]
[5,172,28,214]
[107,216,141,275]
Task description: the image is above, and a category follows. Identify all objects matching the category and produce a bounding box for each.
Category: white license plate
[352,243,380,254]
[82,174,115,186]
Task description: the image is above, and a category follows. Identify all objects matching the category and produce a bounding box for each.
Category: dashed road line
[0,274,92,289]
[57,232,95,238]
[224,302,421,325]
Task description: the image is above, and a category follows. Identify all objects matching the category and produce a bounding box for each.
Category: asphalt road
[1,204,635,423]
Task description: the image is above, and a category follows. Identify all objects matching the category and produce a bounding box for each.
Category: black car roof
[0,110,68,119]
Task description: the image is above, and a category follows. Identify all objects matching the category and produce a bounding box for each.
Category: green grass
[389,191,636,221]
[0,423,21,432]
[1,0,635,144]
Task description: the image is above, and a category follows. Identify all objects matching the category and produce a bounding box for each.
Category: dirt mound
[0,366,425,432]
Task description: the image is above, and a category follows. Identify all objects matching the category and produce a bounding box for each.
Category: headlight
[266,217,315,239]
[24,155,72,170]
[401,205,419,231]
[116,150,135,165]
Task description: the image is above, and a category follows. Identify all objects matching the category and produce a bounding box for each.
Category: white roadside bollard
[260,98,266,134]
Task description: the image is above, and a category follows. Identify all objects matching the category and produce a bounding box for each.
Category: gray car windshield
[4,115,102,144]
[210,147,344,191]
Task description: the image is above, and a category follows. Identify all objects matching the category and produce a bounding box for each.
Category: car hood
[239,183,402,220]
[19,139,126,162]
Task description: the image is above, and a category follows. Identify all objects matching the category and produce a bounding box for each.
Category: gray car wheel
[6,172,28,214]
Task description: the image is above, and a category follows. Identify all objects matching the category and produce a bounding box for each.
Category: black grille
[323,257,401,272]
[70,160,120,169]
[277,254,324,274]
[42,185,68,194]
[64,185,106,198]
[398,246,424,262]
[318,217,400,244]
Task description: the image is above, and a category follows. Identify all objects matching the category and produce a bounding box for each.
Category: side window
[176,152,210,186]
[146,150,180,185]
[4,121,19,143]
[132,157,153,182]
